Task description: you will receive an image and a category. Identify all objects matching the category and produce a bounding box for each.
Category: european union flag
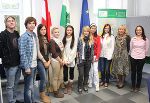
[79,0,90,36]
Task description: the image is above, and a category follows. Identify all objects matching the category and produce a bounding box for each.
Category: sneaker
[88,83,92,88]
[95,85,99,92]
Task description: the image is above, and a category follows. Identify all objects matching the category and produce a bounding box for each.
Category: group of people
[0,16,149,103]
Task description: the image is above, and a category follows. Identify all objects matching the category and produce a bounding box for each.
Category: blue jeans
[99,57,111,83]
[37,60,47,92]
[23,67,36,103]
[4,66,21,103]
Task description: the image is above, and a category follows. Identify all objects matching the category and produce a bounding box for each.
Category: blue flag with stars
[79,0,90,36]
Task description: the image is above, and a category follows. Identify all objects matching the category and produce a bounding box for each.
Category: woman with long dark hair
[99,24,115,88]
[37,24,51,103]
[130,25,149,92]
[62,25,77,95]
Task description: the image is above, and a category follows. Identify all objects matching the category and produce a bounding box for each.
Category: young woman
[37,24,51,103]
[99,24,115,88]
[112,25,130,89]
[88,23,101,92]
[130,25,149,92]
[77,26,94,93]
[49,27,64,98]
[62,25,77,95]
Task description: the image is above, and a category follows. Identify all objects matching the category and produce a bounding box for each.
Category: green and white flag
[60,0,70,27]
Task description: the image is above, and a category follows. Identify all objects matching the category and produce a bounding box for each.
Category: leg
[130,57,137,90]
[24,68,36,103]
[37,60,50,103]
[136,58,145,89]
[68,67,74,95]
[99,57,105,85]
[77,62,84,93]
[4,66,20,103]
[63,65,68,94]
[83,60,91,91]
[88,63,93,87]
[105,59,111,87]
[93,61,99,91]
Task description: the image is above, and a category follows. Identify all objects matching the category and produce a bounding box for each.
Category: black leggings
[63,65,74,82]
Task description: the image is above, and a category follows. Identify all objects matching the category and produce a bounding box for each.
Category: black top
[0,29,20,68]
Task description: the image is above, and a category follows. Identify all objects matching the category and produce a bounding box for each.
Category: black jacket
[0,29,20,68]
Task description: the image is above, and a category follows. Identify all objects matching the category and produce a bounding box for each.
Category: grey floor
[1,64,150,103]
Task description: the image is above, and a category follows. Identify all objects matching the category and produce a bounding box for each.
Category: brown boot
[53,91,64,98]
[64,84,68,94]
[40,91,51,103]
[67,82,73,95]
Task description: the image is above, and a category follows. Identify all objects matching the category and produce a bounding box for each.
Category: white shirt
[63,37,77,67]
[31,36,37,68]
[100,34,115,60]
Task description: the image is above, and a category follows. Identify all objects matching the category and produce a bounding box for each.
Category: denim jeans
[37,60,47,92]
[4,66,21,103]
[99,57,111,83]
[23,67,36,103]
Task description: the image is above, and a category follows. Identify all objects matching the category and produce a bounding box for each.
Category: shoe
[130,88,135,92]
[64,84,68,94]
[95,85,99,92]
[40,91,51,103]
[53,91,64,98]
[15,100,24,103]
[99,82,104,86]
[83,85,88,92]
[78,88,82,94]
[67,82,73,95]
[88,83,92,88]
[104,83,108,88]
[135,88,140,92]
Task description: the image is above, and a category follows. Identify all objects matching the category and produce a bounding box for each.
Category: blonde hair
[51,27,59,35]
[117,25,128,36]
[80,26,93,45]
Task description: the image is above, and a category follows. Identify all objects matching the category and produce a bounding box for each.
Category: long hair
[80,26,93,45]
[102,24,111,38]
[37,24,48,48]
[135,25,146,41]
[63,25,75,49]
[90,23,97,37]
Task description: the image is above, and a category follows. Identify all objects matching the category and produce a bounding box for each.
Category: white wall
[127,0,150,16]
[31,0,95,39]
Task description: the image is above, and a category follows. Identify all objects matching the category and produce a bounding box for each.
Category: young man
[18,17,50,103]
[0,16,21,103]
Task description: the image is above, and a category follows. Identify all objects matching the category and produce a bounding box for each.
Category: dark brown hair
[135,25,146,41]
[102,24,111,38]
[63,25,75,49]
[24,17,37,28]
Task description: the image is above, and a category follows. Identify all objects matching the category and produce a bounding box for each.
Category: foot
[95,85,99,92]
[83,85,88,92]
[104,83,108,88]
[99,82,104,86]
[78,88,82,94]
[88,83,92,88]
[135,88,140,92]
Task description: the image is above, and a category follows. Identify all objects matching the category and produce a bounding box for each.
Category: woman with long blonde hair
[112,25,130,88]
[77,26,94,93]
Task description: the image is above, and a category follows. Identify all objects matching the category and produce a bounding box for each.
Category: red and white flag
[41,0,52,41]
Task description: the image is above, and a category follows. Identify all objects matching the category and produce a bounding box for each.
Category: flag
[60,0,70,27]
[41,0,52,41]
[79,0,90,36]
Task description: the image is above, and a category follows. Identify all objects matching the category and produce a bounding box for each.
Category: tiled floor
[1,72,150,103]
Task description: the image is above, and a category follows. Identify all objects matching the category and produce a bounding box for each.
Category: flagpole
[30,0,33,16]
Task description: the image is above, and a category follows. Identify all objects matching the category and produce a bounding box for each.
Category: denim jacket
[18,31,45,70]
[77,38,94,64]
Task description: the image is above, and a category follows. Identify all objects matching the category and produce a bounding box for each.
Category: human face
[84,30,90,36]
[90,26,97,34]
[118,27,125,35]
[40,26,46,36]
[136,27,142,36]
[26,21,36,32]
[53,29,59,38]
[66,27,73,37]
[6,17,16,29]
[104,26,110,34]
